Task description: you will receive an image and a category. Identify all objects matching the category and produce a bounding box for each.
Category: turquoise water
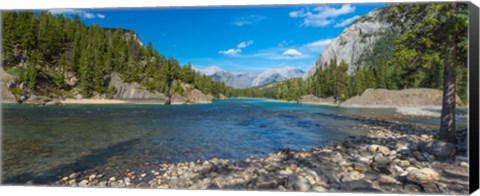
[0,98,462,184]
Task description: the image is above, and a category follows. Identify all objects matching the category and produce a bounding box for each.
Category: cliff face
[303,8,392,78]
[109,73,168,103]
[0,68,20,103]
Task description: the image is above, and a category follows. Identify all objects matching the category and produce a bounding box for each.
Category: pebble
[460,162,469,168]
[88,174,96,181]
[50,119,468,194]
[294,178,310,191]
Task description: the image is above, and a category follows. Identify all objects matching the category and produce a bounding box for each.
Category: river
[0,98,465,184]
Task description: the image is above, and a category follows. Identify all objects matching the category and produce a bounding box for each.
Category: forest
[1,11,233,99]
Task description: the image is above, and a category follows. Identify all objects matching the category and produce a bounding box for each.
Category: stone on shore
[406,168,440,184]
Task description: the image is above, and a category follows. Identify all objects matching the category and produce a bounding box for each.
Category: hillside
[1,11,232,105]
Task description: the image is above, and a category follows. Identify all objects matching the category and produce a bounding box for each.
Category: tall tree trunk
[438,3,457,144]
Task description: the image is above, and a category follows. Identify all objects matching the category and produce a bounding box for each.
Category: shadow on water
[2,135,145,184]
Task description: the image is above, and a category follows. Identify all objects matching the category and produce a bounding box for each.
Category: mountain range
[194,66,305,89]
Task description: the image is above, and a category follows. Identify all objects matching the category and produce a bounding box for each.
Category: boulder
[406,168,440,184]
[371,153,391,174]
[429,141,456,160]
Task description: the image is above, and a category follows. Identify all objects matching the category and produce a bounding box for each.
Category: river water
[0,98,465,184]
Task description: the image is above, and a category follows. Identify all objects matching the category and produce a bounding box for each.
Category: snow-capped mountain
[251,67,305,86]
[195,66,305,89]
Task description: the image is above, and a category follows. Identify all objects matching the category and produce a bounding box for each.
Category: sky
[48,4,385,72]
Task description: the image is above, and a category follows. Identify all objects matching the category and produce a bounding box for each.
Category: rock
[110,72,168,103]
[312,186,327,192]
[218,93,227,100]
[406,168,440,184]
[24,95,52,105]
[403,183,421,193]
[304,8,392,78]
[293,177,310,191]
[187,89,213,104]
[388,164,404,175]
[0,68,20,103]
[170,93,189,105]
[78,180,89,187]
[68,179,76,186]
[255,175,278,189]
[64,71,79,87]
[460,162,469,168]
[340,179,381,192]
[422,183,441,193]
[367,144,379,154]
[371,153,391,174]
[377,175,398,184]
[68,173,78,179]
[88,174,96,181]
[330,152,345,163]
[340,171,365,182]
[398,160,410,167]
[377,146,390,156]
[352,162,369,173]
[429,141,456,160]
[109,177,116,182]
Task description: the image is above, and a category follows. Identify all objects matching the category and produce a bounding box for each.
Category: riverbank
[51,115,468,194]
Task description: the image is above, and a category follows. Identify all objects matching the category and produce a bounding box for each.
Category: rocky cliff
[109,73,168,104]
[0,68,20,103]
[303,8,392,78]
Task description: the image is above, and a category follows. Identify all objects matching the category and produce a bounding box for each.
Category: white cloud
[289,4,356,27]
[237,40,254,49]
[48,9,105,19]
[219,48,241,56]
[282,49,303,57]
[219,40,254,56]
[305,38,333,48]
[232,15,266,26]
[334,15,360,28]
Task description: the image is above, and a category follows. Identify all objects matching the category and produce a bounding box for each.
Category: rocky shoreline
[51,115,468,194]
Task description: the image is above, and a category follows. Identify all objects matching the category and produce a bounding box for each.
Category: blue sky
[48,4,384,72]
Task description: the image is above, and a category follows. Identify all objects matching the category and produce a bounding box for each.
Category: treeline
[234,3,468,104]
[1,11,232,98]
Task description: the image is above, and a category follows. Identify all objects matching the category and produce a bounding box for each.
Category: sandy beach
[60,98,129,105]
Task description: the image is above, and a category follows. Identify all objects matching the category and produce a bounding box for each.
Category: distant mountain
[195,66,305,89]
[251,67,305,86]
